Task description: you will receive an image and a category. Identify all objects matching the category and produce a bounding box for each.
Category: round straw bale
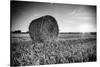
[29,15,59,43]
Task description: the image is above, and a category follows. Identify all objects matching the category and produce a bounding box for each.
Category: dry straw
[29,15,59,43]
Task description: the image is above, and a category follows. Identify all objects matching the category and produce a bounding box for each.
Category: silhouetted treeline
[11,30,21,33]
[90,32,96,35]
[11,30,29,34]
[60,32,96,35]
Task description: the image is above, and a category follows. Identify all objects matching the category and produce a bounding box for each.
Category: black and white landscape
[10,0,96,66]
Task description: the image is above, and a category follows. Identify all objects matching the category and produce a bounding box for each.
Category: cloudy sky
[11,1,96,32]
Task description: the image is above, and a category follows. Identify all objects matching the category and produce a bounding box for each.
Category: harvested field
[10,33,96,66]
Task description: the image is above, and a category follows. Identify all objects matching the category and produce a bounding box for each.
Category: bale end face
[29,15,59,43]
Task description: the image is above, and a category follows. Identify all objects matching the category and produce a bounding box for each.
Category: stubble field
[10,33,96,66]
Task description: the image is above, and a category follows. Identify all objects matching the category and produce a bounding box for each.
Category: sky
[11,1,96,32]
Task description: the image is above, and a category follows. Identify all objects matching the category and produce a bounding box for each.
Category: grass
[10,34,96,66]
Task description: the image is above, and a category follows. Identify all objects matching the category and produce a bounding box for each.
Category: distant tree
[12,30,21,33]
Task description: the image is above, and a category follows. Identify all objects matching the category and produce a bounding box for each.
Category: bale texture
[29,15,59,43]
